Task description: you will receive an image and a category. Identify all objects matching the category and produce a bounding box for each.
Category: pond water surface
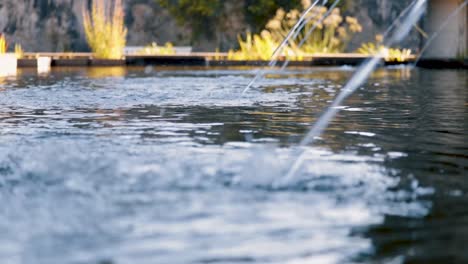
[0,66,467,264]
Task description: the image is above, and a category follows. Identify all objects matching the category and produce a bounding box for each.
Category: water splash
[414,0,468,66]
[1,65,452,264]
[242,0,326,95]
[279,0,428,185]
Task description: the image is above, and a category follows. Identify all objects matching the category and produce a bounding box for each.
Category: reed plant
[266,4,362,54]
[137,42,176,55]
[0,35,7,54]
[357,35,413,62]
[83,0,127,59]
[228,3,362,61]
[15,44,24,59]
[228,31,303,61]
[229,31,276,61]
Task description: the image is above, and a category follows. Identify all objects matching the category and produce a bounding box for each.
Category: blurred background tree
[157,0,222,40]
[156,0,302,46]
[244,0,302,31]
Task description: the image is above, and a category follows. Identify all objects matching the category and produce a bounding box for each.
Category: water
[0,66,467,263]
[283,0,427,183]
[280,0,341,71]
[242,0,324,94]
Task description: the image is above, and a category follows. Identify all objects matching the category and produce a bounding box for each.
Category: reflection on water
[87,67,128,79]
[0,66,467,264]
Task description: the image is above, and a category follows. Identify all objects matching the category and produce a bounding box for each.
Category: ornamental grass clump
[229,31,276,61]
[228,31,302,61]
[83,0,127,59]
[15,44,24,59]
[0,35,7,54]
[228,2,362,61]
[137,42,176,55]
[265,3,362,54]
[357,35,413,62]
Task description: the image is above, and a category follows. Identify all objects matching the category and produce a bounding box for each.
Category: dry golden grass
[357,35,413,62]
[228,5,362,61]
[0,35,7,54]
[15,44,24,59]
[137,42,176,55]
[83,0,127,59]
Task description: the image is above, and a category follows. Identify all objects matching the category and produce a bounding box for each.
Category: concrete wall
[424,0,467,59]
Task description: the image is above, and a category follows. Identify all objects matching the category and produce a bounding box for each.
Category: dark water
[0,66,466,264]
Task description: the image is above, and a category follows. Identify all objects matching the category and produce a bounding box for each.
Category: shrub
[83,0,127,59]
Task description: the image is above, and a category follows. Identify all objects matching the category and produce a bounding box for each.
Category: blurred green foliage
[156,0,302,39]
[157,0,222,38]
[244,0,302,27]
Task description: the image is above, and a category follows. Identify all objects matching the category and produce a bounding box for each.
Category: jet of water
[414,0,468,66]
[248,0,415,88]
[381,0,419,40]
[269,0,324,62]
[242,0,326,95]
[391,0,427,43]
[281,0,421,71]
[278,0,428,186]
[280,0,342,71]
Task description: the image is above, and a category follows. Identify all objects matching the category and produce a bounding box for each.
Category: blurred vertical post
[424,0,467,59]
[37,57,52,75]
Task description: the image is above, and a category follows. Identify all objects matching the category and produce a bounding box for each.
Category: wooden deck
[14,52,440,68]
